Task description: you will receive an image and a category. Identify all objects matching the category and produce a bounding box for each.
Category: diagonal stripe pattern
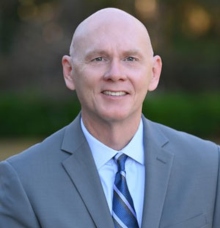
[112,153,139,228]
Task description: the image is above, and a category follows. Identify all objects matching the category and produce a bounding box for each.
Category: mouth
[102,91,127,97]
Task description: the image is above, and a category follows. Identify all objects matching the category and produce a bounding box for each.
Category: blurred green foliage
[0,93,219,139]
[1,0,220,93]
[144,93,220,138]
[0,0,220,140]
[0,94,81,137]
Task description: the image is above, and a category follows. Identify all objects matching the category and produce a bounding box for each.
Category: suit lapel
[60,115,174,228]
[141,118,174,228]
[61,116,114,228]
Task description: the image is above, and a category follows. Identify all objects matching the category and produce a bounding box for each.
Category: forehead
[76,9,147,37]
[71,10,152,56]
[89,25,146,48]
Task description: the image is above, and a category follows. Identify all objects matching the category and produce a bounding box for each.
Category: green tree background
[0,0,220,144]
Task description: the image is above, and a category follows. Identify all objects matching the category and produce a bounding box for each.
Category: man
[0,7,219,228]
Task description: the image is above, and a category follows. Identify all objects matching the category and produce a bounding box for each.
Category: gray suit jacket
[0,115,220,228]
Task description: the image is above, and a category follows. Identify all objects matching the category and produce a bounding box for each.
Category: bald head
[62,7,162,131]
[69,8,153,56]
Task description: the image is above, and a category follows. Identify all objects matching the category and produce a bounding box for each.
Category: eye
[124,56,137,61]
[92,57,104,62]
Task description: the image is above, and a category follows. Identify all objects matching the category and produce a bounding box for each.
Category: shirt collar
[81,118,144,169]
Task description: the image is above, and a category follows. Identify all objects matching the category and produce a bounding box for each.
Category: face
[62,11,162,127]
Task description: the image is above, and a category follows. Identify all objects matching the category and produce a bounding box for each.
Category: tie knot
[114,153,127,172]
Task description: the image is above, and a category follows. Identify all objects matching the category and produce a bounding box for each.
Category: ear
[62,55,75,91]
[148,55,162,91]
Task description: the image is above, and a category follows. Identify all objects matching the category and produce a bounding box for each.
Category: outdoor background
[0,0,220,160]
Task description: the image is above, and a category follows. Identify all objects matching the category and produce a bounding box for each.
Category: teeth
[103,91,126,96]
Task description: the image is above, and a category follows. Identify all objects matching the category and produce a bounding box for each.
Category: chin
[101,111,131,122]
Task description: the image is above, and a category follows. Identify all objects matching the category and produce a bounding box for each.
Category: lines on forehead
[71,36,153,59]
[70,27,152,58]
[84,48,145,60]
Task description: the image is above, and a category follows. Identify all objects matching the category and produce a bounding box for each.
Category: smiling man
[0,8,220,228]
[62,9,161,151]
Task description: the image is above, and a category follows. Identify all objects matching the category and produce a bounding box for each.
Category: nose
[104,59,126,81]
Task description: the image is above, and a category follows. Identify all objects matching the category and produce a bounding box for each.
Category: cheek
[73,68,92,89]
[133,72,151,93]
[74,74,96,102]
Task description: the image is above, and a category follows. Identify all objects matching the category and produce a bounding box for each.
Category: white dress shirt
[81,119,145,227]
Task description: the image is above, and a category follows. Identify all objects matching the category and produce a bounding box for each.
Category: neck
[82,114,141,150]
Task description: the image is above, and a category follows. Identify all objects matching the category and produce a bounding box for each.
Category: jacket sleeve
[0,160,40,228]
[213,145,220,227]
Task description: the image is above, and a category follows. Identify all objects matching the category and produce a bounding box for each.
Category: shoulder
[2,115,82,172]
[2,125,66,172]
[143,117,219,160]
[5,115,83,164]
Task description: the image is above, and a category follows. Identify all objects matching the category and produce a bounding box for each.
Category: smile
[103,91,127,96]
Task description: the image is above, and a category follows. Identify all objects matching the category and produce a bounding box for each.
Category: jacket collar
[61,114,115,228]
[60,114,174,228]
[141,117,174,228]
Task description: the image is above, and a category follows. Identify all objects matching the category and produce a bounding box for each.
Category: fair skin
[62,8,162,150]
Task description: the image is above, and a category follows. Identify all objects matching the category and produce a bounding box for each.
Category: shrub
[0,92,219,139]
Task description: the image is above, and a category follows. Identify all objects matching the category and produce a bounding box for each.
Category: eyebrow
[123,49,142,56]
[84,48,144,60]
[88,50,107,55]
[84,49,107,59]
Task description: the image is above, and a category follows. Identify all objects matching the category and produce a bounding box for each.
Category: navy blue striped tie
[112,153,139,228]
